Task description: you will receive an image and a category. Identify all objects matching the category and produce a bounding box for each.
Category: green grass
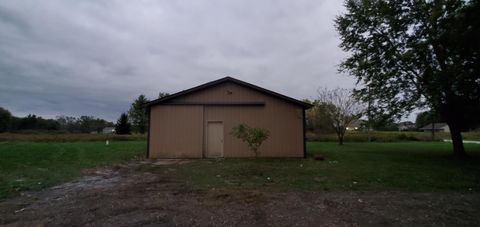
[1,141,480,200]
[0,141,146,199]
[169,142,480,192]
[0,133,147,142]
[307,131,480,142]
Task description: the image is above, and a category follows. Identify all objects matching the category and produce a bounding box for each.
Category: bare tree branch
[317,87,365,145]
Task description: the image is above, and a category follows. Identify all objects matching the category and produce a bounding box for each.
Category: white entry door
[206,122,224,158]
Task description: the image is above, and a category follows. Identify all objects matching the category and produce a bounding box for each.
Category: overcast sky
[0,0,357,121]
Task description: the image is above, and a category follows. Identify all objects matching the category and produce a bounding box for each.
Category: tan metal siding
[173,82,266,103]
[149,81,304,158]
[204,102,302,157]
[149,105,203,158]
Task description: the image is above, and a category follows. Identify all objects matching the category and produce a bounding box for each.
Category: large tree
[0,107,12,133]
[128,95,149,134]
[318,88,364,145]
[336,0,480,156]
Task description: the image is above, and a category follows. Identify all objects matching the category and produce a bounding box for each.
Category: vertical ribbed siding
[149,105,203,158]
[204,102,302,157]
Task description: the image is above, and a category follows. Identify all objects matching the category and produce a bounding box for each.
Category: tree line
[304,86,479,146]
[0,92,169,135]
[0,107,113,133]
[305,97,447,134]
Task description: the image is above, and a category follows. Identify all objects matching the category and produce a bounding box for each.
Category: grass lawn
[1,141,480,200]
[169,142,480,192]
[307,131,480,142]
[0,141,146,200]
[0,133,146,142]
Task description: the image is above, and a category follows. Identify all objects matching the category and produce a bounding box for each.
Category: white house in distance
[102,127,116,134]
[419,123,450,133]
[398,121,416,131]
[346,120,363,131]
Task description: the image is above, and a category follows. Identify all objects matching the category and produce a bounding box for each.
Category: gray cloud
[0,0,355,121]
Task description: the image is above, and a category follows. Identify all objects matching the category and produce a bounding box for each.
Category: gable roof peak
[146,76,312,109]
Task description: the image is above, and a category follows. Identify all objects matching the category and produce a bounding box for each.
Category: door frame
[204,120,224,158]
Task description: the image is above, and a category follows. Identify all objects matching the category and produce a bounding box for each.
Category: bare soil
[1,160,479,227]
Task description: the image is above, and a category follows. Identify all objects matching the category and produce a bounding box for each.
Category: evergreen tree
[128,95,149,134]
[115,113,131,135]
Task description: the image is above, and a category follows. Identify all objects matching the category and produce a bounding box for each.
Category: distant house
[102,127,116,134]
[346,120,363,131]
[419,123,450,133]
[398,121,416,131]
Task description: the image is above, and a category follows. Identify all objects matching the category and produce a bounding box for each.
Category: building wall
[149,105,204,158]
[149,82,304,158]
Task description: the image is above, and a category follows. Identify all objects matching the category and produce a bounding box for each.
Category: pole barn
[146,77,312,158]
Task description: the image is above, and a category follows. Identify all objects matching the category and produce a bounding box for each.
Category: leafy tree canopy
[415,110,445,128]
[368,113,399,131]
[303,99,336,133]
[336,0,480,155]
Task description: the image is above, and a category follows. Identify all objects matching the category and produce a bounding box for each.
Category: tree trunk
[442,101,467,157]
[431,119,435,141]
[338,133,344,145]
[447,121,466,157]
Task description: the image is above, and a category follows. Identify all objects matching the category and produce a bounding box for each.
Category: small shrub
[231,123,269,157]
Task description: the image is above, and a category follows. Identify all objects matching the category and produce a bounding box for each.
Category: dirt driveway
[1,160,479,226]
